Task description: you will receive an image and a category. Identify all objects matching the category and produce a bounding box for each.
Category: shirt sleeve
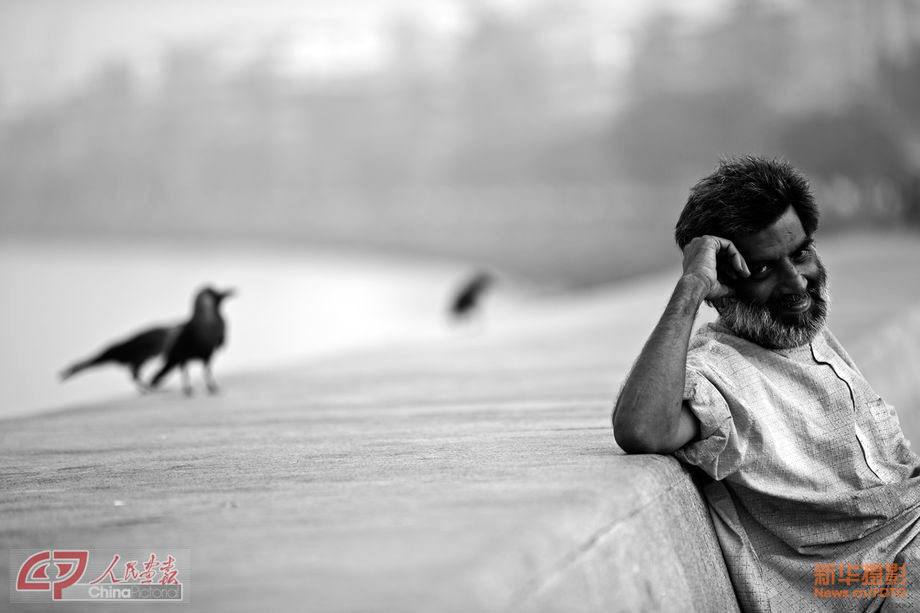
[673,366,743,480]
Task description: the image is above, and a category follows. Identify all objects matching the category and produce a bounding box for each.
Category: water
[0,236,480,420]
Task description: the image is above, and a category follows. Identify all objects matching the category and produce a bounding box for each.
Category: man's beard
[716,259,829,350]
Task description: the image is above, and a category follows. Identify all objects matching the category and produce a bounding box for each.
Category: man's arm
[612,236,749,454]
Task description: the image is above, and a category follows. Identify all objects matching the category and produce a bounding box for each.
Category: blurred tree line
[1,0,918,285]
[615,0,920,226]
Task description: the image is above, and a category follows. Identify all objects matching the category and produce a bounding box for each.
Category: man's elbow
[614,429,680,455]
[612,410,683,455]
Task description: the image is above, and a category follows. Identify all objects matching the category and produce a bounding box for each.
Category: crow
[60,324,181,391]
[148,286,235,396]
[449,270,495,322]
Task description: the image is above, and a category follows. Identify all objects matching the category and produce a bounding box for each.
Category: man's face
[717,206,829,349]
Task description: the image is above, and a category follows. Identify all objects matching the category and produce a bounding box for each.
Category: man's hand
[681,236,750,300]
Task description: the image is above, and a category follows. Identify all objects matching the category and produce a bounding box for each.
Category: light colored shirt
[675,322,920,612]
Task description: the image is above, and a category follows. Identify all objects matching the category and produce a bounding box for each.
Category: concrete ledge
[516,456,738,612]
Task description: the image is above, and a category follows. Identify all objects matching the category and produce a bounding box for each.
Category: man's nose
[779,259,808,293]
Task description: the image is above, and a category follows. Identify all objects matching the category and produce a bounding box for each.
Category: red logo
[16,550,89,600]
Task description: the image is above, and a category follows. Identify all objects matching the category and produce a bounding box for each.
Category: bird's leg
[204,362,219,395]
[181,365,193,397]
[131,366,155,394]
[132,370,153,394]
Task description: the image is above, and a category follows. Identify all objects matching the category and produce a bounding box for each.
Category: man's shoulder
[686,322,755,378]
[811,326,861,371]
[688,321,748,358]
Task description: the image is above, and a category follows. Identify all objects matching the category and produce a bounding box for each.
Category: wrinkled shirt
[675,322,920,612]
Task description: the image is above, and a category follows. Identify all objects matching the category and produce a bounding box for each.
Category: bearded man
[612,156,920,612]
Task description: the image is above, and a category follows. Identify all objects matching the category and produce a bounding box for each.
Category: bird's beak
[221,288,237,300]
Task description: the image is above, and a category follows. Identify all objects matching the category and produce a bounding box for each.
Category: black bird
[60,324,181,391]
[449,270,495,322]
[148,286,235,396]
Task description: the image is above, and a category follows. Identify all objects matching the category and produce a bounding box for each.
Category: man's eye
[750,264,772,278]
[793,248,812,262]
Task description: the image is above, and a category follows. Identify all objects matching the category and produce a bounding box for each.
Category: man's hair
[675,155,819,249]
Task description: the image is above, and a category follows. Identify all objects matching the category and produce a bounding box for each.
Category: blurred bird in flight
[449,270,495,323]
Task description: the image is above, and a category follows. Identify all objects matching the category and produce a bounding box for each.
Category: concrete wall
[516,456,739,612]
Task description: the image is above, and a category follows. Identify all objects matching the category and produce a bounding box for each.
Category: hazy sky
[0,0,731,116]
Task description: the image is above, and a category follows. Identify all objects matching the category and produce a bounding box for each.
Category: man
[612,156,920,612]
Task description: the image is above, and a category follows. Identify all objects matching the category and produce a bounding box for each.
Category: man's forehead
[732,207,811,261]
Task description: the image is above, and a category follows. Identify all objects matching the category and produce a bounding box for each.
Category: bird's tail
[59,358,96,382]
